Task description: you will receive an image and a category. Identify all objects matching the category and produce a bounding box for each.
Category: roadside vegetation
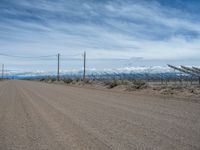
[0,78,9,81]
[25,76,148,90]
[23,76,200,100]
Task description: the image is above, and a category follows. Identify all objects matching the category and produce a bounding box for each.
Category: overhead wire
[61,53,83,58]
[0,52,84,59]
[0,53,56,58]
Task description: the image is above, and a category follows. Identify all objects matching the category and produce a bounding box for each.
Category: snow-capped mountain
[4,66,177,78]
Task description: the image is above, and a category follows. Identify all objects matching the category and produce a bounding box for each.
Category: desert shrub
[70,77,81,84]
[83,78,92,84]
[74,78,81,82]
[104,79,119,89]
[45,77,51,82]
[39,76,55,83]
[51,78,56,82]
[63,78,73,84]
[121,80,131,85]
[160,88,174,95]
[103,80,109,86]
[39,78,45,81]
[127,79,147,90]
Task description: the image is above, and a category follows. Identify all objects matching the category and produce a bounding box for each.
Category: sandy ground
[64,81,200,102]
[0,80,200,150]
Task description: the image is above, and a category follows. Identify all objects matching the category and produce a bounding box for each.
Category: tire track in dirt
[21,80,200,150]
[0,80,200,150]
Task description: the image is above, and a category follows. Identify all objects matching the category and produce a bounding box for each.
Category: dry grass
[24,77,200,99]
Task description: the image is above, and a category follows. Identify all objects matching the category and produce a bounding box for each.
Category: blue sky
[0,0,200,73]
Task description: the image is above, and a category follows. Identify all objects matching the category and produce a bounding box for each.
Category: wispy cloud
[0,0,200,72]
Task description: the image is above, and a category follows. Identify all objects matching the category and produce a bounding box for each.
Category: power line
[61,53,82,58]
[0,53,56,59]
[0,53,84,60]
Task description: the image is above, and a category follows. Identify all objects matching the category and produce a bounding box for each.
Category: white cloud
[0,0,200,74]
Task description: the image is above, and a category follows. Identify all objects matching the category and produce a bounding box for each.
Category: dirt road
[0,80,199,150]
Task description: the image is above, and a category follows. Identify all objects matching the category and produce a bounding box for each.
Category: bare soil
[0,80,200,150]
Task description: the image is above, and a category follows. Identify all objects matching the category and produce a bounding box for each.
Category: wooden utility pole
[57,53,60,81]
[83,51,86,81]
[1,64,4,79]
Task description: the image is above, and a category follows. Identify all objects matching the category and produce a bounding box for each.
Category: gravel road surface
[0,80,200,150]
